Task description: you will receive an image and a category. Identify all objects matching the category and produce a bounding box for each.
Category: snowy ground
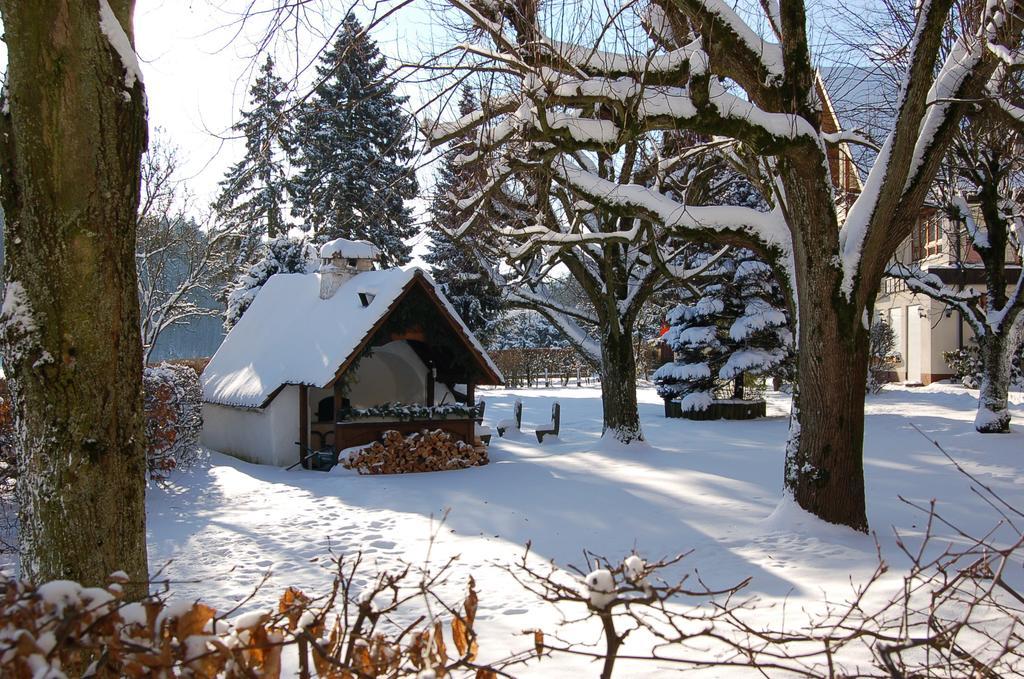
[149,384,1024,675]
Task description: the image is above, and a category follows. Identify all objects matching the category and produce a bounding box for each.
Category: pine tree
[654,250,792,410]
[290,13,418,267]
[652,264,730,412]
[489,311,570,350]
[213,55,294,269]
[654,173,791,411]
[718,252,793,390]
[424,86,504,343]
[223,236,318,331]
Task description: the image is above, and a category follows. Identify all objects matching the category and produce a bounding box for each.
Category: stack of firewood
[342,429,488,475]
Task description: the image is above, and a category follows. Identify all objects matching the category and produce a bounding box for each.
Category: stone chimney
[318,238,380,300]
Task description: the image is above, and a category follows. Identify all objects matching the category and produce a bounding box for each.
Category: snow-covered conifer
[290,13,418,267]
[720,254,792,388]
[424,86,503,343]
[653,281,727,412]
[488,311,569,350]
[654,249,791,411]
[654,175,790,411]
[213,55,294,268]
[223,237,318,330]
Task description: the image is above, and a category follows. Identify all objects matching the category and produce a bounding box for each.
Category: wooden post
[333,378,345,418]
[298,384,309,468]
[333,378,345,456]
[426,361,436,407]
[466,382,475,408]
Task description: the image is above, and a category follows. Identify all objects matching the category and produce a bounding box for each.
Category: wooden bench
[496,400,522,437]
[535,402,560,443]
[473,400,491,445]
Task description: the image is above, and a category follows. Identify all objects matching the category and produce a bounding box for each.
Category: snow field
[148,384,1024,675]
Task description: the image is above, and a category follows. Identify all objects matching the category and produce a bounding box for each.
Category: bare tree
[421,0,1023,530]
[0,1,149,592]
[442,117,736,442]
[136,135,233,364]
[890,109,1024,433]
[828,0,1024,433]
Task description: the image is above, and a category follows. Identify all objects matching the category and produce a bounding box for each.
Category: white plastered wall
[345,341,454,407]
[202,385,301,467]
[203,343,460,467]
[873,288,978,382]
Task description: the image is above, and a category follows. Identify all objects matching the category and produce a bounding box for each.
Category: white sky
[6,0,843,262]
[134,0,448,260]
[136,0,438,196]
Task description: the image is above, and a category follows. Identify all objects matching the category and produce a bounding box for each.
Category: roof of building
[201,267,502,409]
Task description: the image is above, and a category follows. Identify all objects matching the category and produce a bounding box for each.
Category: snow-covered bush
[143,363,203,481]
[944,345,1023,388]
[868,318,900,393]
[222,236,317,330]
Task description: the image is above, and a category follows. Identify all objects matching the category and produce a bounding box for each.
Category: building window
[912,210,944,260]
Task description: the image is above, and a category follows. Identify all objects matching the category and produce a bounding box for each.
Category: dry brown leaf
[433,620,448,666]
[278,587,310,631]
[452,615,469,656]
[176,602,215,640]
[465,577,478,627]
[354,643,375,676]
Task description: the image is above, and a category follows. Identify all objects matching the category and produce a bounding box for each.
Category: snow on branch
[821,130,880,151]
[886,262,984,331]
[507,289,601,364]
[98,0,144,89]
[554,164,790,254]
[537,36,701,79]
[431,0,818,156]
[987,42,1024,67]
[952,194,990,251]
[838,0,1000,299]
[902,38,985,193]
[669,0,784,83]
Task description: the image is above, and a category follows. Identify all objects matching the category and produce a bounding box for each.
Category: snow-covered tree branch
[136,135,233,364]
[888,105,1024,432]
[421,0,1024,529]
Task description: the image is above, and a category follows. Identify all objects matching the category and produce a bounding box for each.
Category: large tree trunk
[973,182,1014,434]
[974,335,1012,433]
[783,258,870,532]
[599,321,643,444]
[778,152,871,531]
[0,1,150,594]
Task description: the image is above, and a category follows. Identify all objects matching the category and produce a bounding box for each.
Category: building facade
[874,210,1022,384]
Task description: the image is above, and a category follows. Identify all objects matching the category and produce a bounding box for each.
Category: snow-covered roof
[319,238,380,260]
[202,268,502,408]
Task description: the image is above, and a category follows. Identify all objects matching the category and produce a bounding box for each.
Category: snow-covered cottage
[201,238,503,467]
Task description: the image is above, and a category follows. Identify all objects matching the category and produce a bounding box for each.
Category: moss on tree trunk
[0,0,150,595]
